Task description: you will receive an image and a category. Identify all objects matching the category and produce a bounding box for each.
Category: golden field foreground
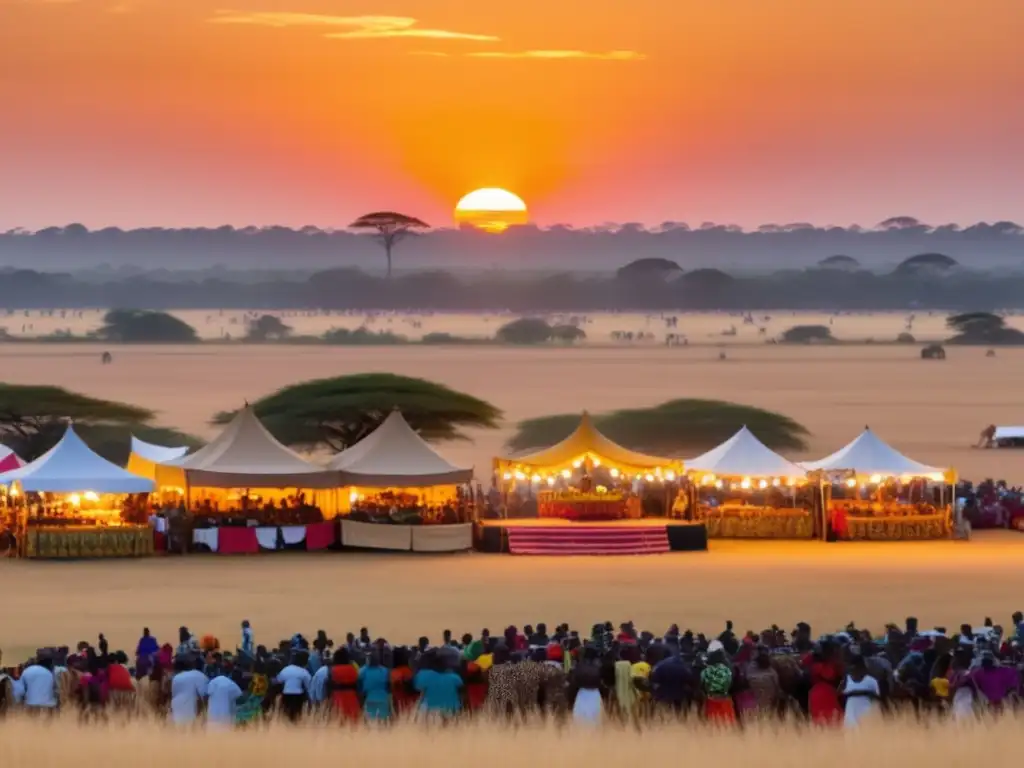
[5,716,1024,768]
[2,533,1023,659]
[0,340,1018,480]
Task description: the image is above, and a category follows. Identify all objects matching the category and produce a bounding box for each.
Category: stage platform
[476,518,708,555]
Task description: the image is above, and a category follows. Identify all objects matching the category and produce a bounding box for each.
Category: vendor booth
[0,425,154,559]
[493,412,683,522]
[125,435,189,481]
[686,426,816,539]
[802,428,954,541]
[329,410,475,552]
[154,406,339,554]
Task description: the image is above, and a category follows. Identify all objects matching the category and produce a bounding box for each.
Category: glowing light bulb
[869,474,882,484]
[84,491,99,502]
[609,468,620,478]
[546,477,555,486]
[644,474,654,482]
[758,479,767,489]
[69,493,81,506]
[593,458,601,467]
[772,478,781,487]
[572,460,583,469]
[514,471,526,481]
[665,471,676,482]
[531,474,541,483]
[740,478,751,490]
[845,478,856,488]
[502,472,512,481]
[715,480,724,489]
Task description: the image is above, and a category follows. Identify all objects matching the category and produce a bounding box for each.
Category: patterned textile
[701,663,734,697]
[236,673,268,724]
[745,666,781,715]
[25,527,154,559]
[485,663,522,716]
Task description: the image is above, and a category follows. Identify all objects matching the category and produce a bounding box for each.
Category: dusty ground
[0,339,1017,480]
[1,532,1022,659]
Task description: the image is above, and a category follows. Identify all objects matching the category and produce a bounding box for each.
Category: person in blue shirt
[358,647,391,721]
[413,649,462,718]
[136,628,160,679]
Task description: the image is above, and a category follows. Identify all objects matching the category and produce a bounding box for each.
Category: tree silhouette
[245,314,292,342]
[507,399,809,455]
[96,309,198,343]
[349,212,429,279]
[212,373,501,452]
[0,383,195,462]
[946,312,1024,345]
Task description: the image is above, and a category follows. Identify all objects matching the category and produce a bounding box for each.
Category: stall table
[697,505,815,539]
[841,513,950,541]
[23,525,154,559]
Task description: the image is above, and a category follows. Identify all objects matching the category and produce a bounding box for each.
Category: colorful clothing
[358,665,391,721]
[235,673,268,725]
[700,663,733,698]
[330,664,361,723]
[808,661,842,725]
[390,667,417,715]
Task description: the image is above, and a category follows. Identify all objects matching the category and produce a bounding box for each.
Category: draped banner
[255,527,281,551]
[304,522,336,550]
[26,527,154,559]
[192,527,219,552]
[218,526,260,555]
[411,524,473,552]
[341,520,412,551]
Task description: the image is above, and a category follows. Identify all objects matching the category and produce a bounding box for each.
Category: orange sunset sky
[1,0,1022,229]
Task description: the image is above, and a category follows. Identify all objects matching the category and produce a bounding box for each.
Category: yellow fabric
[477,653,494,671]
[631,661,651,679]
[25,527,154,559]
[125,453,160,481]
[495,412,679,474]
[931,678,949,698]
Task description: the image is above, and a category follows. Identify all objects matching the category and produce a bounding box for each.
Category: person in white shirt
[18,657,58,711]
[276,651,312,722]
[170,658,209,725]
[841,656,879,728]
[206,671,244,728]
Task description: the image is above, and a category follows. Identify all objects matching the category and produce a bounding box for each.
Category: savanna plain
[3,313,1023,765]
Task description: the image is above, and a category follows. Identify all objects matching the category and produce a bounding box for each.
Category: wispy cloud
[209,12,498,41]
[466,50,646,61]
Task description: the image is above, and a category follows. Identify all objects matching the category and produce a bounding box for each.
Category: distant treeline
[1,217,1023,272]
[4,259,1024,311]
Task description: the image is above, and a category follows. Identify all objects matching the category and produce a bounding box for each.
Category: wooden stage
[475,518,708,554]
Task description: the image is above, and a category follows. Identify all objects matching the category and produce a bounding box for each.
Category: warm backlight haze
[1,0,1022,229]
[454,188,529,233]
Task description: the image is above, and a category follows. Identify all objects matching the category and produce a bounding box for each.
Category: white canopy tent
[0,425,154,493]
[328,410,473,487]
[801,428,949,479]
[686,426,807,479]
[992,426,1024,443]
[155,406,336,489]
[130,436,189,464]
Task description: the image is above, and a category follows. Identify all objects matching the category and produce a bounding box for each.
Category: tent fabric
[497,411,675,472]
[993,427,1024,441]
[157,406,336,489]
[802,428,947,478]
[686,426,807,478]
[0,446,24,473]
[0,425,154,493]
[328,410,472,487]
[129,436,189,463]
[411,524,473,552]
[341,520,412,551]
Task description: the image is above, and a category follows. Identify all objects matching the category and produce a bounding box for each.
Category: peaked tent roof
[497,411,676,471]
[686,426,807,478]
[802,428,947,478]
[0,425,154,493]
[328,410,472,487]
[130,436,189,463]
[156,406,336,488]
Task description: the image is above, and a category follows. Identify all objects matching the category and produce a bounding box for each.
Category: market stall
[686,426,817,539]
[802,428,955,541]
[329,410,475,551]
[0,425,155,559]
[494,412,681,521]
[153,406,339,554]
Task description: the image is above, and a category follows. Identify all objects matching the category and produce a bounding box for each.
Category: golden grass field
[6,716,1024,768]
[2,315,1024,664]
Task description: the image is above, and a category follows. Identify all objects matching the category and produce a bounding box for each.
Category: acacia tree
[507,399,810,455]
[212,373,501,452]
[349,212,430,280]
[0,383,196,462]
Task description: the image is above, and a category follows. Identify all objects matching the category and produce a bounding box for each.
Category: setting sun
[454,188,529,233]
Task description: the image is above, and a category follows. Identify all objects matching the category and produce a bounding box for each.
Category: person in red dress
[805,640,843,725]
[329,648,361,724]
[389,647,417,717]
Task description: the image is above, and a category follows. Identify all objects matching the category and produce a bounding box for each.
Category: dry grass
[5,714,1023,767]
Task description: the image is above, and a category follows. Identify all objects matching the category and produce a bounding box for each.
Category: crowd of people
[3,613,1024,728]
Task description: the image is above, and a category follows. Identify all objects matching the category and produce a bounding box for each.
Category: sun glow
[454,188,529,233]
